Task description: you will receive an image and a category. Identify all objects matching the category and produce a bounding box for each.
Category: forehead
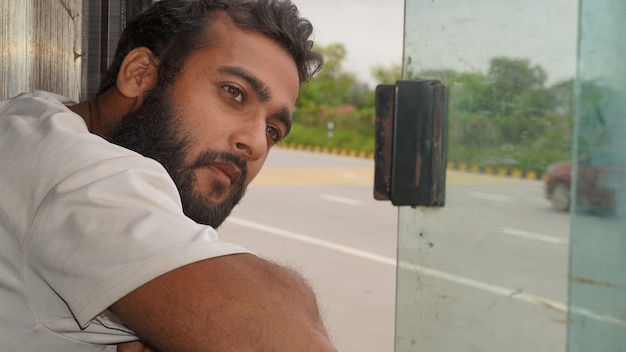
[185,13,300,103]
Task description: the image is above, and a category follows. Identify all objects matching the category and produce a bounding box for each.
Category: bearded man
[0,1,337,351]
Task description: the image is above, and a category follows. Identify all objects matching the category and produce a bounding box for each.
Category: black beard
[105,85,247,228]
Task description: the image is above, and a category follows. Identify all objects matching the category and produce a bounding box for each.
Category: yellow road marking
[250,168,530,186]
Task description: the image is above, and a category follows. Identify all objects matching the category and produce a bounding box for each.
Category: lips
[208,162,242,185]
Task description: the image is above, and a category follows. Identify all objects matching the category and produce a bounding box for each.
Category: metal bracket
[374,79,448,206]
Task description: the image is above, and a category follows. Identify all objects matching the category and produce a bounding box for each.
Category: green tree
[418,68,460,83]
[443,57,573,168]
[298,43,357,109]
[288,43,376,152]
[485,57,548,115]
[548,79,574,117]
[370,63,402,85]
[449,72,490,114]
[289,46,574,171]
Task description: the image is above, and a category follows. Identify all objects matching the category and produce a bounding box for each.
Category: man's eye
[266,125,282,144]
[222,85,244,103]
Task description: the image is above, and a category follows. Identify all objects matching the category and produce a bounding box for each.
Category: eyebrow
[274,107,292,136]
[217,65,271,102]
[218,65,293,135]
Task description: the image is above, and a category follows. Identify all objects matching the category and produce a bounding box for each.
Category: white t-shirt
[0,91,251,351]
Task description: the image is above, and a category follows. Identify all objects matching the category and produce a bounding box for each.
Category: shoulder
[0,90,156,180]
[0,90,176,228]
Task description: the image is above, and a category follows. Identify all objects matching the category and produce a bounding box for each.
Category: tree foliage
[370,63,402,85]
[298,43,357,109]
[446,57,574,169]
[295,43,374,129]
[290,44,574,171]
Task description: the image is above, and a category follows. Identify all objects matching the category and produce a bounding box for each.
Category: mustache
[190,150,248,176]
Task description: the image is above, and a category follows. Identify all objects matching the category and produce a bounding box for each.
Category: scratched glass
[567,1,626,351]
[396,1,577,351]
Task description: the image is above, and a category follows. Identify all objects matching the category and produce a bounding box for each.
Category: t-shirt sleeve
[25,153,251,329]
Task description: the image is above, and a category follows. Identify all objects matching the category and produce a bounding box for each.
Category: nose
[231,117,268,161]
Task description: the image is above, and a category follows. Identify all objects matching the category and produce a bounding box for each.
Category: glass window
[396,1,578,350]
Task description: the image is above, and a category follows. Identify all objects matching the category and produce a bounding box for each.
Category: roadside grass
[282,122,375,154]
[283,122,571,174]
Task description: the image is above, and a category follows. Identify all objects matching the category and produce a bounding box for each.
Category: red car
[544,161,573,211]
[545,148,624,212]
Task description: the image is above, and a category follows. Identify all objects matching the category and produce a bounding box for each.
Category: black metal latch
[374,80,448,207]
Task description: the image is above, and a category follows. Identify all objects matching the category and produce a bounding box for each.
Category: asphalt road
[218,148,570,352]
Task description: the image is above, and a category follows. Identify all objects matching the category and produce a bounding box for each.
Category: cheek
[178,107,229,152]
[174,89,226,131]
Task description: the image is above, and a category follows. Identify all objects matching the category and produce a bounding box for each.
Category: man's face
[108,15,300,228]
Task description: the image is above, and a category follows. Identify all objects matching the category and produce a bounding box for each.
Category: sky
[293,0,405,86]
[293,0,578,87]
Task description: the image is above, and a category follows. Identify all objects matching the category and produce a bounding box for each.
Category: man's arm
[117,341,156,352]
[110,253,337,352]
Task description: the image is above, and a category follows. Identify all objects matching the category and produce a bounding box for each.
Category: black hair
[97,0,323,95]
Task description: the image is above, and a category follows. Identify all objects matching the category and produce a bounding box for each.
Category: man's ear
[116,47,159,103]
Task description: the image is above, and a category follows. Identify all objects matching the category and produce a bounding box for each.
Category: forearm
[110,253,337,352]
